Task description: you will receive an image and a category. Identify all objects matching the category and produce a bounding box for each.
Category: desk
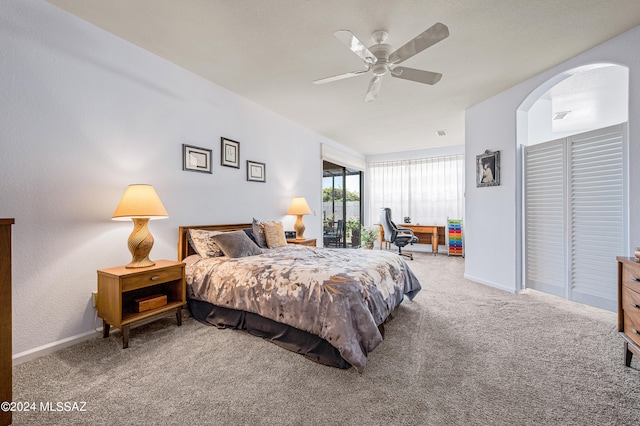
[378,224,444,255]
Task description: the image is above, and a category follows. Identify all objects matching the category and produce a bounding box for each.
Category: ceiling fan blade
[391,66,442,85]
[364,76,382,102]
[389,22,449,65]
[334,30,377,64]
[313,68,369,85]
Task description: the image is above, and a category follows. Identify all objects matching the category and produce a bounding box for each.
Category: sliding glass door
[322,161,362,248]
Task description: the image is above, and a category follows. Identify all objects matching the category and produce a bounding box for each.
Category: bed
[178,223,422,370]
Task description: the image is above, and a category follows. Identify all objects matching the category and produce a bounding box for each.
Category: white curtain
[367,154,464,226]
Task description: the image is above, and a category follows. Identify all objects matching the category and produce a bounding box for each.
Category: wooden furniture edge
[0,219,14,426]
[617,255,640,366]
[178,223,253,260]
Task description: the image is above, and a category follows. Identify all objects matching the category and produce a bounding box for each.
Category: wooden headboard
[178,223,253,261]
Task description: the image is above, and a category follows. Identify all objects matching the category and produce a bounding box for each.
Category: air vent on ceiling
[553,111,571,120]
[436,130,447,136]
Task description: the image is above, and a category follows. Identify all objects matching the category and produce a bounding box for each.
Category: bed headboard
[178,223,253,261]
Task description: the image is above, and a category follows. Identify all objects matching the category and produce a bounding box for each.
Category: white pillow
[187,229,225,258]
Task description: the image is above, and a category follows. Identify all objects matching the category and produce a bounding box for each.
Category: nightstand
[97,259,185,348]
[287,238,317,247]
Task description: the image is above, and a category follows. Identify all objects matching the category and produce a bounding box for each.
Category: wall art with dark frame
[247,160,266,182]
[476,149,500,187]
[182,144,212,174]
[221,137,240,168]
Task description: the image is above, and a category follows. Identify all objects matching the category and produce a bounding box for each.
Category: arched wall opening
[515,63,629,309]
[518,63,628,147]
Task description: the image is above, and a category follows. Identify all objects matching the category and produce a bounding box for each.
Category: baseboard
[463,273,517,294]
[12,309,180,365]
[12,329,101,366]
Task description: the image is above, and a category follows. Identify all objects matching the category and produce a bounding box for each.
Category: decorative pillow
[188,229,225,258]
[243,228,259,246]
[252,218,268,248]
[210,230,264,258]
[263,221,287,248]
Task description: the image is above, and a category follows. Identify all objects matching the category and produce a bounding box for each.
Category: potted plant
[346,219,361,247]
[360,226,378,249]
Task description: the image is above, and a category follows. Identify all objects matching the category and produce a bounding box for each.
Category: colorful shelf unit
[447,219,463,256]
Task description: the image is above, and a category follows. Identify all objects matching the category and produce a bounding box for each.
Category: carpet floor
[11,252,640,425]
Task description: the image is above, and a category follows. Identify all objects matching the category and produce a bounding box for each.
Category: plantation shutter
[524,139,566,297]
[524,123,626,311]
[569,125,625,310]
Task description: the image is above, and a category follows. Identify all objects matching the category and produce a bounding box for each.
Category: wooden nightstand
[97,259,185,348]
[287,238,316,247]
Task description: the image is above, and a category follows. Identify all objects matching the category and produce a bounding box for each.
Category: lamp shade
[287,197,312,216]
[112,184,169,220]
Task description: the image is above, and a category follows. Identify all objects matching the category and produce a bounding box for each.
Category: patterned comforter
[185,245,421,369]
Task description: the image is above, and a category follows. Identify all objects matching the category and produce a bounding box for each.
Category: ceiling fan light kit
[314,23,449,102]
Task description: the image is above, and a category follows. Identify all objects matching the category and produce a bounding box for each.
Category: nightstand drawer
[622,262,640,293]
[122,267,183,292]
[622,284,640,311]
[623,310,640,347]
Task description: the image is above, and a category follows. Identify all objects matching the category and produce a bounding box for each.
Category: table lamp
[287,197,312,240]
[112,184,168,268]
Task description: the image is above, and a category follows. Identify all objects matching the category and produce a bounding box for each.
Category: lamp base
[125,258,155,269]
[125,218,156,269]
[294,215,306,240]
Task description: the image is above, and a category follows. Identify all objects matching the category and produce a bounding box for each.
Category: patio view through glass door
[322,161,362,248]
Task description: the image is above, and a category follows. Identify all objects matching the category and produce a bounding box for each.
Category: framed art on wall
[247,160,266,182]
[476,149,500,187]
[221,137,240,168]
[182,144,212,174]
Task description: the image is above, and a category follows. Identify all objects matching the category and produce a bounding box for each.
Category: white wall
[465,25,640,292]
[0,1,360,357]
[527,66,629,145]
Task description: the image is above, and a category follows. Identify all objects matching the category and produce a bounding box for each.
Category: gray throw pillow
[210,230,264,258]
[252,218,268,248]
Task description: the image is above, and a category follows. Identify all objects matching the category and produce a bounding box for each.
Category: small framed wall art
[247,160,266,182]
[182,144,212,174]
[221,137,240,168]
[476,149,500,187]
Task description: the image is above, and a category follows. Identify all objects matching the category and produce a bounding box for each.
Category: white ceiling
[45,0,640,156]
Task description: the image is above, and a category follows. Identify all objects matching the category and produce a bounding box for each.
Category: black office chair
[379,208,418,260]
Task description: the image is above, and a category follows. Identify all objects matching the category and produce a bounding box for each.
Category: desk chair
[380,208,418,260]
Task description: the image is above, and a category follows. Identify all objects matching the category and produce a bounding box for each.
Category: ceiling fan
[314,23,449,102]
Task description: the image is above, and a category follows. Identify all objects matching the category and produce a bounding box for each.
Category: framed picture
[285,231,296,239]
[221,137,240,168]
[247,160,266,182]
[476,149,500,187]
[182,144,212,174]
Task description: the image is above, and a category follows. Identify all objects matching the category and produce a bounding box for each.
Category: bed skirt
[187,298,351,369]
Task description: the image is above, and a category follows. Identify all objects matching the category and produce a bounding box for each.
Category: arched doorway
[517,64,629,311]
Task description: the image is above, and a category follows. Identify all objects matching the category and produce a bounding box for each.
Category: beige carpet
[11,252,640,425]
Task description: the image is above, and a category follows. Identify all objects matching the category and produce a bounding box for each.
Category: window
[367,154,464,226]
